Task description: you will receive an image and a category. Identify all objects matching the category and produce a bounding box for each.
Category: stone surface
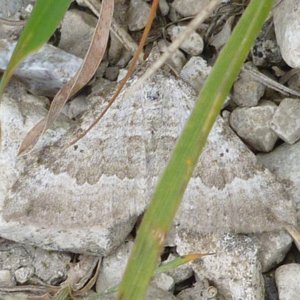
[275,263,300,300]
[273,0,300,68]
[59,9,97,58]
[251,231,293,272]
[152,273,175,292]
[96,240,133,293]
[0,0,34,19]
[0,270,15,287]
[233,65,265,107]
[0,39,82,96]
[271,98,300,144]
[14,266,34,284]
[0,64,296,255]
[177,278,218,300]
[175,233,264,300]
[159,0,169,16]
[0,239,71,285]
[167,25,204,56]
[229,101,278,152]
[158,40,187,73]
[128,0,151,31]
[172,0,211,17]
[163,254,193,284]
[257,140,300,214]
[180,56,211,92]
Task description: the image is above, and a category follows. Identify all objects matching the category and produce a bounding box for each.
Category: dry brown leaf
[18,0,114,156]
[67,0,160,148]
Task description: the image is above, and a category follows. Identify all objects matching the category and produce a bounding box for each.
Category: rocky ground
[0,0,300,299]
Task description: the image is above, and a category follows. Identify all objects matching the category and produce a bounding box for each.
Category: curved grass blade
[0,0,72,97]
[18,0,114,156]
[116,0,274,299]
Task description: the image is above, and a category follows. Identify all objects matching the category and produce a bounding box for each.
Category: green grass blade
[116,1,274,299]
[0,0,71,96]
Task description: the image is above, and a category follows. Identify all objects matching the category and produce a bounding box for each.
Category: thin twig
[0,17,26,26]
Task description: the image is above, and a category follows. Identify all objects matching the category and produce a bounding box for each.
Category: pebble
[175,233,264,300]
[14,266,34,284]
[275,263,300,300]
[229,101,278,152]
[163,254,193,284]
[251,231,293,272]
[96,241,134,293]
[172,0,211,17]
[104,66,120,81]
[0,39,82,96]
[257,140,300,214]
[0,270,15,287]
[59,9,97,58]
[152,273,175,292]
[128,0,151,31]
[177,280,218,300]
[271,98,300,144]
[273,0,300,68]
[158,39,187,73]
[180,56,211,92]
[232,65,265,107]
[167,25,204,56]
[159,0,169,16]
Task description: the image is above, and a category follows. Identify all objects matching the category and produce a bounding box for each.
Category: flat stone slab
[0,68,296,255]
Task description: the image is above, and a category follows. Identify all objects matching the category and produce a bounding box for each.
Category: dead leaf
[18,0,114,156]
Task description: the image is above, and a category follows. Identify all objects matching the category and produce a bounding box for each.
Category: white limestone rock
[172,0,211,17]
[0,64,296,255]
[251,231,292,272]
[0,39,82,96]
[175,233,264,300]
[232,65,265,107]
[229,101,278,152]
[59,9,97,58]
[180,56,211,92]
[275,264,300,300]
[96,240,134,293]
[167,25,204,56]
[257,140,300,215]
[271,98,300,144]
[273,0,300,68]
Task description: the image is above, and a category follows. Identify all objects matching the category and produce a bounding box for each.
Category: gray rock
[257,140,300,215]
[146,285,177,300]
[251,231,292,272]
[177,278,218,300]
[175,233,264,300]
[104,66,120,81]
[0,39,82,96]
[0,0,34,19]
[172,0,211,17]
[128,0,151,31]
[96,240,134,293]
[273,0,300,68]
[158,39,187,73]
[152,273,175,292]
[167,25,204,56]
[233,65,265,107]
[163,254,193,284]
[0,63,296,255]
[0,239,71,285]
[271,98,300,144]
[159,0,169,16]
[14,266,34,284]
[180,56,211,92]
[0,270,15,287]
[229,101,278,152]
[59,9,97,58]
[275,263,300,300]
